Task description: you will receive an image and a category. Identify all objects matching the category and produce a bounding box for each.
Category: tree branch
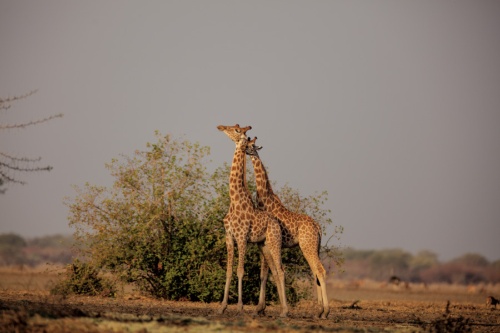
[0,152,42,163]
[0,90,38,111]
[0,160,53,173]
[0,113,64,130]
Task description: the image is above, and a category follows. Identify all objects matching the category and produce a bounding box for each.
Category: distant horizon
[2,229,498,263]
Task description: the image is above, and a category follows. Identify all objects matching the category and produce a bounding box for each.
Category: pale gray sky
[1,1,499,262]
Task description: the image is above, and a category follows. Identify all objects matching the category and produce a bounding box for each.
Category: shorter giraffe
[246,137,331,319]
[216,124,289,317]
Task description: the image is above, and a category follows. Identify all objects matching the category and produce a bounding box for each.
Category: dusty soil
[1,268,499,332]
[1,289,499,333]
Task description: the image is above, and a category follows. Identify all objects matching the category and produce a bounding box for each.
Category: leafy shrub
[51,259,115,296]
[64,132,341,304]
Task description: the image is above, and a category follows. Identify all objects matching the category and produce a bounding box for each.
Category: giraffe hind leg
[300,243,329,319]
[316,265,329,319]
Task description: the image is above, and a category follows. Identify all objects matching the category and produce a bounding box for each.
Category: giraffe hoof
[315,311,329,320]
[217,304,227,315]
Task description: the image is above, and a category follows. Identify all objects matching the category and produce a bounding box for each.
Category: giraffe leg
[218,235,234,315]
[266,223,289,318]
[257,244,283,316]
[269,252,288,318]
[315,237,330,319]
[316,277,323,305]
[300,241,329,319]
[236,240,247,314]
[256,246,270,315]
[316,262,329,319]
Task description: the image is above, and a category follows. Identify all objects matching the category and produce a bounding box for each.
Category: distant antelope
[389,275,402,286]
[387,276,410,290]
[486,296,499,309]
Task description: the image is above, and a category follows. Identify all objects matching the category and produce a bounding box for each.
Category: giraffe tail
[316,230,322,286]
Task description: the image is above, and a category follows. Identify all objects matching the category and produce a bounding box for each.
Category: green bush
[64,132,341,304]
[51,259,115,297]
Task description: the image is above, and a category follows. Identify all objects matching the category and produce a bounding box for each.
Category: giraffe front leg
[236,241,247,314]
[218,236,234,315]
[256,246,270,316]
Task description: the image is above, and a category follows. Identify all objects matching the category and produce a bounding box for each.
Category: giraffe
[216,124,289,317]
[246,137,331,319]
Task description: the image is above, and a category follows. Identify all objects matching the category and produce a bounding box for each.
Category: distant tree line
[334,248,500,285]
[0,233,73,266]
[1,232,498,286]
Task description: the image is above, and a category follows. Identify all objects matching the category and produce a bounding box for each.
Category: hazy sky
[1,1,499,262]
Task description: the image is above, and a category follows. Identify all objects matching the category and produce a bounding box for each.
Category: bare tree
[0,90,63,193]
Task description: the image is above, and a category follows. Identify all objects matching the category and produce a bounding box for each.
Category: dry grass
[0,264,65,292]
[1,268,499,332]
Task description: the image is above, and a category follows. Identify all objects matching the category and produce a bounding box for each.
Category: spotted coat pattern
[246,137,330,319]
[216,124,288,318]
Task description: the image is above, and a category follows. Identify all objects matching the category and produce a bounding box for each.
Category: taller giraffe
[246,137,330,319]
[216,124,289,317]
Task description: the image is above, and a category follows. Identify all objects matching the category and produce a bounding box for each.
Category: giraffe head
[217,124,252,143]
[245,136,263,157]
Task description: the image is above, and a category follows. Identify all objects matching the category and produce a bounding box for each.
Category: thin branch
[0,160,52,172]
[0,169,26,185]
[0,113,64,130]
[0,152,42,163]
[0,90,38,110]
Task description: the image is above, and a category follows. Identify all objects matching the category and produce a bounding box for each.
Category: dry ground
[1,266,499,332]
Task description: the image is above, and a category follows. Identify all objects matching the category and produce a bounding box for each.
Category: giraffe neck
[250,155,274,198]
[250,155,289,214]
[229,145,253,206]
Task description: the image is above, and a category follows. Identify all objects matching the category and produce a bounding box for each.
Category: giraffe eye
[235,129,241,133]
